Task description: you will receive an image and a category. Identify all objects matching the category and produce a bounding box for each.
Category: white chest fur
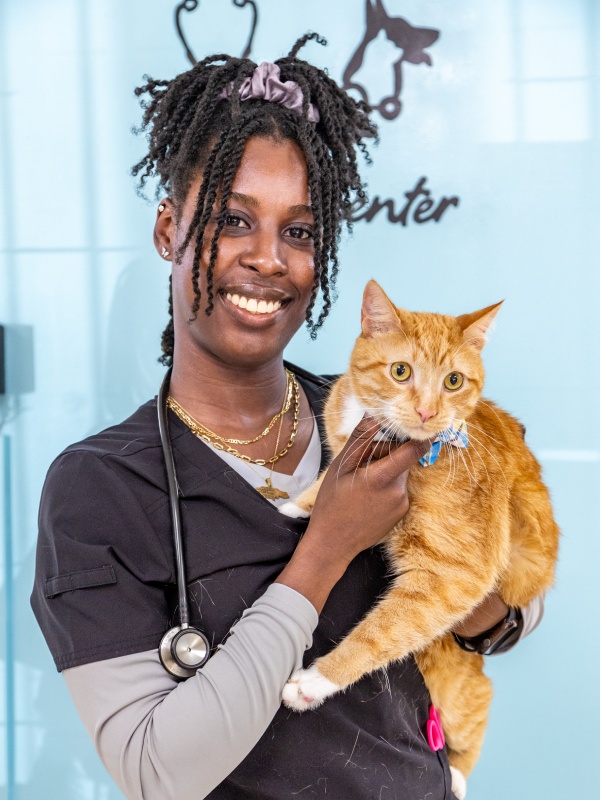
[339,391,407,442]
[339,392,369,437]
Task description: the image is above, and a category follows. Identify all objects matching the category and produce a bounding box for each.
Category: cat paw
[282,665,341,712]
[278,501,311,519]
[449,766,467,800]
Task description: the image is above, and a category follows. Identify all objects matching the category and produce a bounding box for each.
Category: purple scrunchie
[218,62,320,123]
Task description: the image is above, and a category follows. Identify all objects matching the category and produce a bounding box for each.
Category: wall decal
[342,0,440,121]
[171,1,459,227]
[349,177,459,226]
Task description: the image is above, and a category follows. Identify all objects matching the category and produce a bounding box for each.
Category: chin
[399,422,452,442]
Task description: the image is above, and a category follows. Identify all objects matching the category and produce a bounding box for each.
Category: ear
[153,198,175,262]
[361,280,402,337]
[457,301,503,350]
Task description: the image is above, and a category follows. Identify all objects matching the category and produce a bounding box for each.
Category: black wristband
[453,606,523,655]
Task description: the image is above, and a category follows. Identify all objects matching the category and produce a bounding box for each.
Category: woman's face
[156,136,317,370]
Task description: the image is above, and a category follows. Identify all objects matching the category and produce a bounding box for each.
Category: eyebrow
[230,191,259,208]
[229,192,313,217]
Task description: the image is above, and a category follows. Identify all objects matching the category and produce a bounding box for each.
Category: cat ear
[457,301,503,350]
[361,280,402,337]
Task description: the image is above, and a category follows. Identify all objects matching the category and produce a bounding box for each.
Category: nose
[239,227,287,277]
[416,408,437,423]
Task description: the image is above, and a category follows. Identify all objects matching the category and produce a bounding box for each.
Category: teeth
[225,293,283,314]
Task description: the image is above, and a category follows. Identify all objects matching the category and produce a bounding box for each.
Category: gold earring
[161,246,170,258]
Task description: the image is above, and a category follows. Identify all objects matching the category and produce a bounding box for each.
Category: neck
[169,341,289,433]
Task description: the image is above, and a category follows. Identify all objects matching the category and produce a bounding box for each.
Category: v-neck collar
[167,370,333,502]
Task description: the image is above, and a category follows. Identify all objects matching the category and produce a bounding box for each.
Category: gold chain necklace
[167,373,300,467]
[167,369,293,446]
[247,408,291,501]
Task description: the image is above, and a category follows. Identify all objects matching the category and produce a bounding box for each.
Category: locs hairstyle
[132,34,378,366]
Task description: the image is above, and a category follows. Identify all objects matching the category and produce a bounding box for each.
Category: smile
[225,292,283,315]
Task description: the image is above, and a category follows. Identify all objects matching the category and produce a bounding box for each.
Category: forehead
[381,313,465,368]
[232,136,309,201]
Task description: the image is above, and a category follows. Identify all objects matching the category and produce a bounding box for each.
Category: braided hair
[132,33,377,366]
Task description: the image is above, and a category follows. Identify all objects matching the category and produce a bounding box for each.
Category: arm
[63,584,317,800]
[40,420,428,798]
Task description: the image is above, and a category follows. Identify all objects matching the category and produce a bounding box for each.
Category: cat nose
[416,408,436,423]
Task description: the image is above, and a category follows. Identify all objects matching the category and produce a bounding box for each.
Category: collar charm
[419,419,469,467]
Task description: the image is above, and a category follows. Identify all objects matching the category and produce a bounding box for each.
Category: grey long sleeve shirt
[64,583,318,800]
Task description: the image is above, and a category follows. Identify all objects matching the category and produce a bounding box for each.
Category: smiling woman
[30,33,534,800]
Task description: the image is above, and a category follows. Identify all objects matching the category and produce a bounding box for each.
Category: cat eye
[444,372,464,391]
[391,362,412,382]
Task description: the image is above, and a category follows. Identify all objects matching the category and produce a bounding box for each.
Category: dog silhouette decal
[342,0,440,120]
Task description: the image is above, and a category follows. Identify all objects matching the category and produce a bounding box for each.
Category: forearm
[275,535,349,614]
[63,584,317,800]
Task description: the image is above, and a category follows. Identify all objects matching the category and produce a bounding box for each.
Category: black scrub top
[31,365,455,800]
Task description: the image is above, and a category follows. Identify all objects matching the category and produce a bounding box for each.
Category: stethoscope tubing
[157,367,191,627]
[155,361,328,677]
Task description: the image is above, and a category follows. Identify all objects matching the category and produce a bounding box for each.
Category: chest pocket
[45,565,116,598]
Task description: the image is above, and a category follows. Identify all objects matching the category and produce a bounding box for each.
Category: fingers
[334,414,431,479]
[336,414,380,470]
[379,438,430,475]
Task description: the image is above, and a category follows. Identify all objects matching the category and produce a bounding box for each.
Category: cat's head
[350,280,502,441]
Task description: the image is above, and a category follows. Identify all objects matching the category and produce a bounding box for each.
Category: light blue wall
[0,1,598,798]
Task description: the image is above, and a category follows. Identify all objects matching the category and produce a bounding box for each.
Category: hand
[304,414,430,566]
[276,415,429,612]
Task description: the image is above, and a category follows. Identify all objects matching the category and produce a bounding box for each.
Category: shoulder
[285,361,341,401]
[41,399,170,519]
[60,398,162,462]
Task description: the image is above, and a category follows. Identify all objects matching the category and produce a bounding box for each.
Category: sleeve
[31,450,174,671]
[518,591,545,639]
[63,583,318,800]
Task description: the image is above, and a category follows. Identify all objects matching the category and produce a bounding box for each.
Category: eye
[224,213,250,229]
[391,362,412,382]
[286,225,314,241]
[444,372,464,391]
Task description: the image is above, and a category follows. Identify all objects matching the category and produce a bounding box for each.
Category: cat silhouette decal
[342,0,440,120]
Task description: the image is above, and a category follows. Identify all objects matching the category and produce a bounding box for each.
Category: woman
[31,36,541,800]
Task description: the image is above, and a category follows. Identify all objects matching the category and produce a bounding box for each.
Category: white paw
[450,766,467,800]
[279,501,311,519]
[282,665,341,712]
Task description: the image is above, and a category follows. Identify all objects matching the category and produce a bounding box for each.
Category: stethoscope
[157,367,211,679]
[156,362,328,679]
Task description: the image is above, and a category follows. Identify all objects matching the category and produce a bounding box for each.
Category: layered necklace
[166,369,299,501]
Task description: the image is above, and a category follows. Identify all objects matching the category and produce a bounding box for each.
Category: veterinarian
[31,38,543,800]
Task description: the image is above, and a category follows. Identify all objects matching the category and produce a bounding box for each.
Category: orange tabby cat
[280,280,559,799]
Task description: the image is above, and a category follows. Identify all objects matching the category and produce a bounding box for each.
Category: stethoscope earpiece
[159,624,211,680]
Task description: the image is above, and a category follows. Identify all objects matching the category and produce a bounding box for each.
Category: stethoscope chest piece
[159,624,211,679]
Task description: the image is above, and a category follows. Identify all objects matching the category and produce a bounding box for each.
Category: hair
[132,33,378,366]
